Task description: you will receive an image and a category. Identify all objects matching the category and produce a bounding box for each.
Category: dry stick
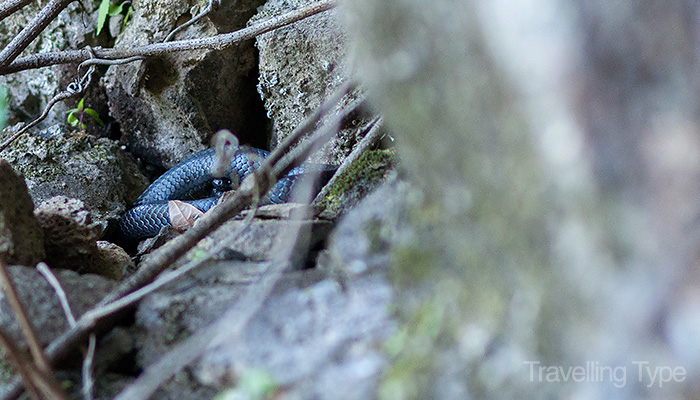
[0,0,75,68]
[0,81,355,400]
[0,0,337,75]
[115,106,342,400]
[0,0,32,23]
[163,0,219,42]
[0,327,44,400]
[0,91,77,152]
[85,187,262,323]
[82,335,97,400]
[36,263,76,326]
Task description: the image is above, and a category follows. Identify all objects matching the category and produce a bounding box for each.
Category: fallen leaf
[169,200,205,231]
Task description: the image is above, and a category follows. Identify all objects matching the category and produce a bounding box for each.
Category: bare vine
[0,0,337,75]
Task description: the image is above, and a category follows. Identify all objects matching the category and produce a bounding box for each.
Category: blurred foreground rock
[341,0,700,399]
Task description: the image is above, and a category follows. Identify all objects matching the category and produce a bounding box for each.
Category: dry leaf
[168,200,205,231]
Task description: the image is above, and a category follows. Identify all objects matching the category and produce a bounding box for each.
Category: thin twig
[0,81,357,400]
[36,263,77,326]
[115,107,340,400]
[0,0,75,68]
[0,63,96,152]
[0,0,32,23]
[85,185,261,323]
[163,0,220,42]
[0,326,45,400]
[0,0,337,75]
[81,334,96,400]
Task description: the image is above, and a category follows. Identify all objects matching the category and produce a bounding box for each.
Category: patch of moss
[316,149,395,215]
[3,133,66,181]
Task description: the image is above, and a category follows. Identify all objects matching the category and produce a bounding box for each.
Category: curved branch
[0,0,337,75]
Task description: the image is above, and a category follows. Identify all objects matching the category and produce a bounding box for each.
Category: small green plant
[67,98,104,131]
[96,0,132,36]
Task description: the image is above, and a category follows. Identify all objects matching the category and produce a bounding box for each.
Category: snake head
[210,177,233,197]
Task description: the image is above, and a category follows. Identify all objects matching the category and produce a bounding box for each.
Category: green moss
[316,149,395,215]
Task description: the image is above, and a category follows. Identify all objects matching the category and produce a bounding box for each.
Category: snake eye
[211,177,233,196]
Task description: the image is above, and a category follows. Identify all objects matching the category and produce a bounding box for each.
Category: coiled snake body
[120,147,334,240]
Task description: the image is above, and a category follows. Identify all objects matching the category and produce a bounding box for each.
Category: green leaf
[77,97,85,111]
[96,0,111,35]
[83,108,105,126]
[108,2,124,16]
[67,112,79,126]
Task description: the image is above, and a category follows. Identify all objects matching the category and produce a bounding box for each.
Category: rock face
[35,196,129,279]
[253,0,372,163]
[0,159,44,266]
[0,265,116,348]
[1,125,148,231]
[103,0,268,172]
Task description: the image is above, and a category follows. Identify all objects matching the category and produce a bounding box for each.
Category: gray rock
[0,159,44,266]
[97,240,134,280]
[0,265,116,348]
[103,0,267,171]
[252,0,371,164]
[133,258,394,400]
[1,125,148,229]
[197,275,394,400]
[35,196,102,274]
[133,179,404,399]
[194,216,333,262]
[342,0,700,399]
[322,177,410,278]
[33,196,130,279]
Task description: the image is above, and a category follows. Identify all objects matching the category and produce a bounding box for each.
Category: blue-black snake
[119,147,334,240]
